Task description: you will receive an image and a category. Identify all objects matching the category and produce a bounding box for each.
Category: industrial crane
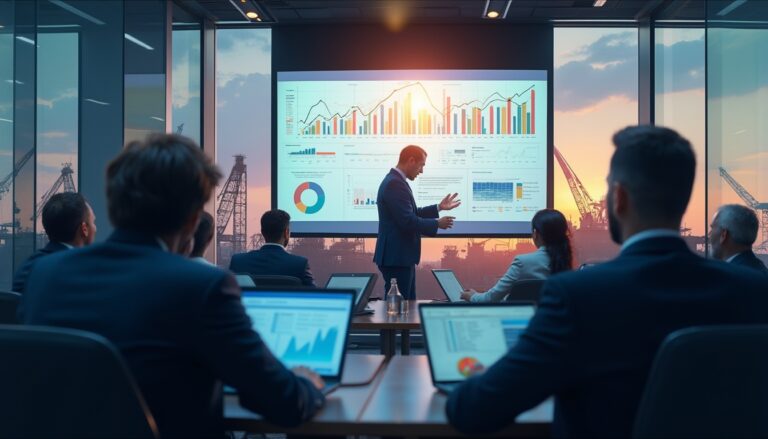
[0,148,34,201]
[553,146,606,229]
[216,155,247,254]
[719,167,768,252]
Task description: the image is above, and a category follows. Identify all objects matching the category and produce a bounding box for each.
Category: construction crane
[719,167,768,252]
[0,148,35,200]
[32,163,77,220]
[554,146,606,229]
[216,155,247,254]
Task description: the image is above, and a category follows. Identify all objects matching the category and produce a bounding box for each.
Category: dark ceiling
[181,0,709,25]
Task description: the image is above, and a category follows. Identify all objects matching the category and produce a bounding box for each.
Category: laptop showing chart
[431,269,465,302]
[241,288,355,394]
[419,303,536,394]
[325,273,377,315]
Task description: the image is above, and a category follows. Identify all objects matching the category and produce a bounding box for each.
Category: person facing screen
[461,208,573,302]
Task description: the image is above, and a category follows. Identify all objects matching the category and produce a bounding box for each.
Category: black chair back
[504,279,545,303]
[633,325,768,439]
[0,325,158,439]
[250,274,302,287]
[0,291,21,324]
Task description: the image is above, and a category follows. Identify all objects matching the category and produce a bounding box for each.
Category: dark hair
[191,211,215,257]
[42,192,88,243]
[398,145,427,164]
[610,125,695,223]
[532,209,573,274]
[107,133,222,235]
[261,209,291,243]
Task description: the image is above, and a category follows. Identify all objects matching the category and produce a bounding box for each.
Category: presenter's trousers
[378,265,416,300]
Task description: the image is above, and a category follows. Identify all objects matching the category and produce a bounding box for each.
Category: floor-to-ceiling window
[0,2,14,288]
[171,3,201,145]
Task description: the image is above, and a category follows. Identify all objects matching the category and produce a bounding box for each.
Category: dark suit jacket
[11,241,69,293]
[373,169,439,267]
[731,250,768,273]
[446,237,768,438]
[229,245,315,286]
[19,230,324,439]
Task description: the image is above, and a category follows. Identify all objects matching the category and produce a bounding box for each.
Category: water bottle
[386,278,403,316]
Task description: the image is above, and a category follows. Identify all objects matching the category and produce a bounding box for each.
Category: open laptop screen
[326,274,373,305]
[421,304,536,383]
[242,290,354,377]
[432,269,464,302]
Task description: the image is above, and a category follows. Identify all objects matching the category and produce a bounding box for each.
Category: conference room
[2,0,768,438]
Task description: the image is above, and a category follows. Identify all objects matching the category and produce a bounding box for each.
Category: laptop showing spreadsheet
[241,288,355,394]
[325,273,377,315]
[419,302,536,394]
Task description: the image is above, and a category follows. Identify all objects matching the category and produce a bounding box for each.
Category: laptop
[234,274,256,287]
[419,302,537,394]
[325,273,378,315]
[240,288,356,395]
[431,269,465,302]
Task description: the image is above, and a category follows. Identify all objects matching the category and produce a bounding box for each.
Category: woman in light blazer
[461,209,573,302]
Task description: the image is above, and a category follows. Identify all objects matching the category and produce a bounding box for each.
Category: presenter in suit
[373,145,460,300]
[446,126,768,438]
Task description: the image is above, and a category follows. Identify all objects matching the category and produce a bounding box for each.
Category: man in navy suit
[229,209,316,286]
[20,134,325,438]
[446,126,768,438]
[12,192,97,293]
[709,204,768,273]
[373,145,460,299]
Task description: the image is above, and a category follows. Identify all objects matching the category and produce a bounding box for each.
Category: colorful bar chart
[289,147,336,156]
[516,183,524,200]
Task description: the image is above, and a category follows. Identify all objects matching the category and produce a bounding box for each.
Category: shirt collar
[726,251,747,263]
[60,242,74,250]
[393,167,407,181]
[262,242,286,250]
[621,229,681,252]
[154,237,170,252]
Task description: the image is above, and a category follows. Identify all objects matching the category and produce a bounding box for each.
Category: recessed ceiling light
[487,10,500,19]
[483,0,512,19]
[593,0,607,7]
[246,11,259,19]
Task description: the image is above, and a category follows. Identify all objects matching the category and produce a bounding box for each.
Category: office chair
[250,274,302,287]
[0,291,21,324]
[0,325,159,439]
[633,325,768,439]
[504,279,545,303]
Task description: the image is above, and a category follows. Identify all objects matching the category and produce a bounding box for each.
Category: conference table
[351,299,426,356]
[224,354,553,437]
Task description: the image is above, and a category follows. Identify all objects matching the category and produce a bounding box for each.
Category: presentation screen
[276,70,548,235]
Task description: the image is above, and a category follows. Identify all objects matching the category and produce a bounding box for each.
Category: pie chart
[294,181,325,214]
[457,356,485,377]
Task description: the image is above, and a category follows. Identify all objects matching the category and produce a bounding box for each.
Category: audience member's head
[42,192,97,247]
[190,212,215,258]
[531,208,573,274]
[397,145,427,180]
[710,204,760,260]
[107,133,222,253]
[261,209,291,246]
[607,125,696,244]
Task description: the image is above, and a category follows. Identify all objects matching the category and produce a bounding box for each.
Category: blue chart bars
[282,327,339,363]
[473,182,515,202]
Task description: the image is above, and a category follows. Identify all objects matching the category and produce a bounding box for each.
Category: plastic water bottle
[386,278,403,316]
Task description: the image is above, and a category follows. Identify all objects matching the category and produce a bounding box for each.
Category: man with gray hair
[709,204,768,272]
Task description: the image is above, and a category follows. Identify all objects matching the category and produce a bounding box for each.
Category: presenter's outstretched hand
[292,366,325,390]
[438,216,455,230]
[439,193,461,211]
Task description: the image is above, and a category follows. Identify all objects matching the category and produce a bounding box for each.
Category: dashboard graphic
[277,70,549,235]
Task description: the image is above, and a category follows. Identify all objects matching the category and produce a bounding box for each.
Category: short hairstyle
[716,204,760,246]
[107,133,222,235]
[41,192,88,243]
[191,211,215,257]
[610,125,696,223]
[398,145,427,164]
[261,209,290,243]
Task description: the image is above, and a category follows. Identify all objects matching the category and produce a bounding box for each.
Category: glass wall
[655,27,706,252]
[553,27,638,265]
[0,1,14,288]
[171,4,201,144]
[707,1,768,263]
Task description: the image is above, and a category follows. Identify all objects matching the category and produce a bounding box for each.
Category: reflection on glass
[0,11,13,289]
[172,27,201,144]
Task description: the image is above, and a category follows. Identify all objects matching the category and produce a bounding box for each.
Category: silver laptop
[241,288,355,395]
[325,273,377,315]
[419,302,536,394]
[431,269,465,302]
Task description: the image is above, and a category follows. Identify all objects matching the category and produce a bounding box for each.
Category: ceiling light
[483,0,512,19]
[84,98,110,106]
[593,0,607,7]
[124,33,154,51]
[15,36,35,46]
[48,0,105,25]
[487,10,500,19]
[246,11,259,19]
[717,0,747,16]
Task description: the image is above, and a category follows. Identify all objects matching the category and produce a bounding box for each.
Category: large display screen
[276,70,548,235]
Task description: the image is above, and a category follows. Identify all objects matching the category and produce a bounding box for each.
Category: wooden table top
[351,299,428,330]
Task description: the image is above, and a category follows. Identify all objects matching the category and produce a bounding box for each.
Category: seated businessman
[373,145,460,299]
[446,126,768,438]
[20,134,325,438]
[229,209,316,286]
